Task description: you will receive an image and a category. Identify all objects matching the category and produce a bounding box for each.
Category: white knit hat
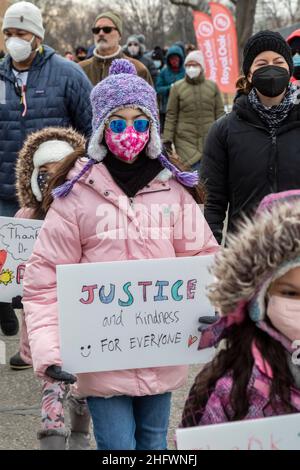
[31,140,74,202]
[184,50,205,72]
[2,1,45,40]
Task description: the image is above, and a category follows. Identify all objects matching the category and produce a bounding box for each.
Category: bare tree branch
[169,0,208,11]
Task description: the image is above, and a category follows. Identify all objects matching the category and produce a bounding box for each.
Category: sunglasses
[128,43,139,47]
[108,119,150,134]
[92,26,117,35]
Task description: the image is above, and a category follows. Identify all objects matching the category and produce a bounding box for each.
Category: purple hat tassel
[158,154,199,187]
[52,158,96,199]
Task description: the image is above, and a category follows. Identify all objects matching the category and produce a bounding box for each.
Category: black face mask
[252,65,290,98]
[37,171,50,194]
[294,66,300,80]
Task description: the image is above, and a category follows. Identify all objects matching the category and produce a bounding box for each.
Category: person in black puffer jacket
[201,30,300,244]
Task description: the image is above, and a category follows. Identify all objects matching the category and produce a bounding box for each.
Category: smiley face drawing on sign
[80,345,92,358]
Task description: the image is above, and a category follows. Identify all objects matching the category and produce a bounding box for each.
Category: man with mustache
[80,11,153,86]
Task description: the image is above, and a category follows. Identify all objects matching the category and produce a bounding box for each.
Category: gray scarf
[248,84,297,136]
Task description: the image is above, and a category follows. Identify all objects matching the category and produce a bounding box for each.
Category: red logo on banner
[198,20,214,37]
[213,13,231,32]
[193,11,218,83]
[193,5,239,94]
[210,2,239,93]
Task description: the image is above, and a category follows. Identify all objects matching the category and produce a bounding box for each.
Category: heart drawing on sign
[188,335,198,348]
[0,250,7,272]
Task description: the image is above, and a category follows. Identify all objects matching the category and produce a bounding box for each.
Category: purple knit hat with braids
[88,59,161,162]
[53,59,198,199]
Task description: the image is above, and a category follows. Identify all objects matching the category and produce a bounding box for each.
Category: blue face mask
[293,54,300,67]
[293,54,300,79]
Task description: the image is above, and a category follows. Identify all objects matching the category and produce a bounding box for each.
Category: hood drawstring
[21,84,28,117]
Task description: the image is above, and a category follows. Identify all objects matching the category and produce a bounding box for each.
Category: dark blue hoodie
[155,45,185,114]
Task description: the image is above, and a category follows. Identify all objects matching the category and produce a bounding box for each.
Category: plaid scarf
[248,84,297,135]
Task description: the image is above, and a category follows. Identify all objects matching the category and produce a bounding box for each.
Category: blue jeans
[87,392,172,450]
[0,199,19,217]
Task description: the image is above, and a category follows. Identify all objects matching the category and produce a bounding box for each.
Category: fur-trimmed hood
[208,196,300,315]
[16,127,85,208]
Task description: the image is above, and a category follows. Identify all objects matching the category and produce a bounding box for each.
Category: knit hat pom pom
[109,59,137,76]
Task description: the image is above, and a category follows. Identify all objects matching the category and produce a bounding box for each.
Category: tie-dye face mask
[105,126,150,162]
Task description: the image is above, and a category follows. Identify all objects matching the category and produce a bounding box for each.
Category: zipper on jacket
[136,187,171,197]
[129,187,171,207]
[270,134,278,192]
[244,117,279,191]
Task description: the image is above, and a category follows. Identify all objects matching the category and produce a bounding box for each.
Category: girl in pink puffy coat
[181,190,300,430]
[11,127,91,450]
[23,59,219,450]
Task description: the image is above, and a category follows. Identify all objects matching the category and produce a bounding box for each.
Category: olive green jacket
[163,75,224,165]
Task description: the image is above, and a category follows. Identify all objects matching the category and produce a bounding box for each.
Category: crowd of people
[0,0,300,452]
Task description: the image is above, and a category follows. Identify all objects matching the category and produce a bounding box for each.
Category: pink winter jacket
[23,159,219,398]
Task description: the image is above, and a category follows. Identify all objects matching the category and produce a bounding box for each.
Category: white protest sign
[57,255,215,374]
[0,216,43,301]
[176,413,300,450]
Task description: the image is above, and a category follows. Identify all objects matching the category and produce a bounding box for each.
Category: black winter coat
[201,92,300,243]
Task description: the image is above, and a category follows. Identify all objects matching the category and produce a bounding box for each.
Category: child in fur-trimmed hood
[181,189,300,428]
[11,126,91,450]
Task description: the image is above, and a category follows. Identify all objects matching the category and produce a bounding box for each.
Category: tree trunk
[235,0,258,69]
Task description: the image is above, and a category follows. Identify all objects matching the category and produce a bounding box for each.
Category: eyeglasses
[92,26,117,35]
[108,119,150,134]
[128,43,139,47]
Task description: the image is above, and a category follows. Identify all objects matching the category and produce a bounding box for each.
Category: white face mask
[267,295,300,342]
[154,60,162,69]
[128,45,139,57]
[6,36,35,63]
[186,66,201,79]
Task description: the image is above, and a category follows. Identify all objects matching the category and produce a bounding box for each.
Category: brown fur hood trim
[16,127,86,208]
[208,199,300,314]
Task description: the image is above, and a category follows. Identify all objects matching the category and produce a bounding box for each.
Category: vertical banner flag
[193,11,218,83]
[209,2,239,93]
[193,5,239,93]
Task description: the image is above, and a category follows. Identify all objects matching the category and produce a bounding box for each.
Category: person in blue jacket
[156,44,185,133]
[0,1,93,336]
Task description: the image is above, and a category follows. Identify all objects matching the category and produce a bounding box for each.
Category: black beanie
[243,30,293,77]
